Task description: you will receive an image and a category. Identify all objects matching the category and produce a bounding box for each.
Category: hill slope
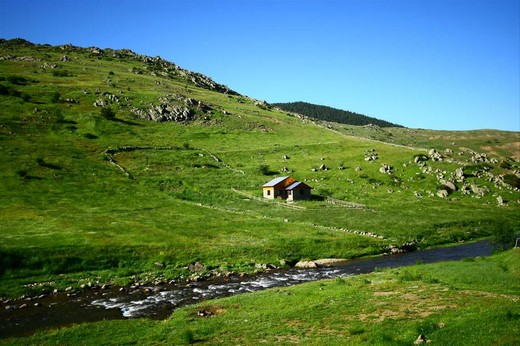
[272,101,403,127]
[0,38,519,300]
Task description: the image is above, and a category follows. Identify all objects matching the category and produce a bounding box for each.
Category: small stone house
[262,176,312,201]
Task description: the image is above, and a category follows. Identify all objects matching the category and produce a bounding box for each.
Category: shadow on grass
[109,117,142,126]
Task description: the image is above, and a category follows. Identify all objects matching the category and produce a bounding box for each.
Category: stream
[0,240,491,339]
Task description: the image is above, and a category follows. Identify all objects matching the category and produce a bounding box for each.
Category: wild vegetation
[0,38,519,343]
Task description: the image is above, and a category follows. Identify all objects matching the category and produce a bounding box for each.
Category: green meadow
[0,39,519,343]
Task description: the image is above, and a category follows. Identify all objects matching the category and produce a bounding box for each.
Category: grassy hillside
[0,38,519,300]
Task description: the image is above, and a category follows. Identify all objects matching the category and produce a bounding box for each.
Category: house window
[267,190,271,196]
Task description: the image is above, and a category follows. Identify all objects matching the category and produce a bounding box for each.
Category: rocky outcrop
[428,149,444,162]
[470,184,489,197]
[364,149,378,162]
[131,94,211,123]
[455,167,465,182]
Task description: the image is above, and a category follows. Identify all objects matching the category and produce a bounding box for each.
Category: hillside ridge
[0,38,239,96]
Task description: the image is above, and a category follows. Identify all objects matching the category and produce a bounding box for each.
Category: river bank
[0,240,492,339]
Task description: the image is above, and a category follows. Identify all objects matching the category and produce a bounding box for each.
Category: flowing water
[0,241,491,339]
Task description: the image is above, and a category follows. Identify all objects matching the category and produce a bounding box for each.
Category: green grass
[1,39,519,301]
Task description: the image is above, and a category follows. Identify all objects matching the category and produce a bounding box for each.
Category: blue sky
[1,0,519,131]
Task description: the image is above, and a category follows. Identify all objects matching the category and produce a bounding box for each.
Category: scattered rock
[470,184,489,197]
[437,189,449,198]
[197,309,213,317]
[414,334,426,344]
[313,258,346,266]
[439,179,457,191]
[131,94,210,123]
[414,154,429,163]
[428,149,444,161]
[497,196,507,206]
[455,167,465,182]
[379,163,393,174]
[188,262,206,273]
[295,260,318,269]
[364,149,378,162]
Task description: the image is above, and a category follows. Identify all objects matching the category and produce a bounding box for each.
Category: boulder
[414,334,426,344]
[470,184,489,196]
[379,164,393,174]
[455,167,465,182]
[437,189,449,198]
[313,258,346,266]
[428,149,444,161]
[497,196,507,206]
[188,262,206,273]
[295,260,318,269]
[439,179,457,191]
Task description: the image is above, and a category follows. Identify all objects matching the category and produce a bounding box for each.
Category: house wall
[263,187,275,199]
[263,187,288,199]
[287,188,311,201]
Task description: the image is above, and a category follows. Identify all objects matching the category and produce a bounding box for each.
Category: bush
[52,70,70,77]
[15,169,28,179]
[100,107,116,119]
[490,221,518,252]
[503,174,520,189]
[7,75,28,85]
[259,164,276,175]
[50,91,61,103]
[0,85,9,95]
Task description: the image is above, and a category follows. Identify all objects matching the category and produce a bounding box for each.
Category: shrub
[259,164,276,175]
[503,174,520,189]
[7,75,28,85]
[0,85,9,95]
[52,70,70,77]
[490,221,518,252]
[50,91,61,103]
[100,107,116,119]
[16,169,28,179]
[499,160,512,169]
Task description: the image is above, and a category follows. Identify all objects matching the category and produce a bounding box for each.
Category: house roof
[262,176,290,187]
[286,181,312,190]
